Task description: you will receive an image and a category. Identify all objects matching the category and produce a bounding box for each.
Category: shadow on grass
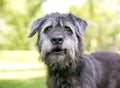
[0,77,46,88]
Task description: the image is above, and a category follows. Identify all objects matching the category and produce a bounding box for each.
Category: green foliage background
[0,0,120,51]
[0,0,45,50]
[69,0,120,52]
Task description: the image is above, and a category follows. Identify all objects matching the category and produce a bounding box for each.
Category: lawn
[0,50,47,88]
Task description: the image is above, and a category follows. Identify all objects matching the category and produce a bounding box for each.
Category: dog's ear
[76,18,87,37]
[68,14,87,37]
[29,18,43,37]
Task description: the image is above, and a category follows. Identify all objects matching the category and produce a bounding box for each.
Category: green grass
[0,77,46,88]
[0,50,47,88]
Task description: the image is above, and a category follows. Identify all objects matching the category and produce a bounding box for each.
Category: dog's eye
[64,26,72,34]
[44,26,52,33]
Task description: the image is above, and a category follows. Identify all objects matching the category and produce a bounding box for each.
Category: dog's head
[29,13,87,69]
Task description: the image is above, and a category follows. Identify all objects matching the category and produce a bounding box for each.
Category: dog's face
[29,13,87,68]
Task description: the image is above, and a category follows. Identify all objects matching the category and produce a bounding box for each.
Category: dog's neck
[47,53,84,78]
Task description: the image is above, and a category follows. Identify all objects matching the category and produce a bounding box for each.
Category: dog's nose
[51,36,64,45]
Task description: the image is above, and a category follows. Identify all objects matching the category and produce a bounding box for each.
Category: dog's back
[91,52,120,88]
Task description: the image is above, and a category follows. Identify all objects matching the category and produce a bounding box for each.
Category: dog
[29,13,120,88]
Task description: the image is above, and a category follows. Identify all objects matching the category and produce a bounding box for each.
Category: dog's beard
[40,44,77,70]
[44,48,77,70]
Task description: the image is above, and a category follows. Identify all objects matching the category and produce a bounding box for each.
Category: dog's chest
[69,76,81,88]
[56,76,81,88]
[48,75,81,88]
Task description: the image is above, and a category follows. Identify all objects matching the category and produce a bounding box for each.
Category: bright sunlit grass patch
[0,61,46,79]
[0,50,40,62]
[0,50,46,88]
[0,69,46,79]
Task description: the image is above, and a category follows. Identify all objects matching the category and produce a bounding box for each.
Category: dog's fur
[29,13,120,88]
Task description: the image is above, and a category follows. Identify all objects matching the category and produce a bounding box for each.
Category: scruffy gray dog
[29,13,120,88]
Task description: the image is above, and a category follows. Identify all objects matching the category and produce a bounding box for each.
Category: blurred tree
[69,0,120,52]
[0,0,45,50]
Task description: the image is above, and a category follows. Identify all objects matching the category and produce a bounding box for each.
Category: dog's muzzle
[49,35,67,55]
